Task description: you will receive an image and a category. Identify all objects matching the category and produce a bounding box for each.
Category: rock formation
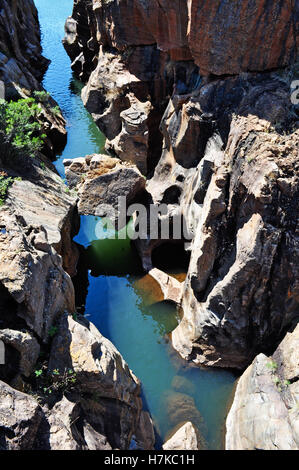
[0,0,154,451]
[163,421,201,451]
[0,0,66,154]
[171,74,299,370]
[64,153,146,218]
[64,0,298,372]
[226,324,299,450]
[63,1,299,449]
[64,0,298,176]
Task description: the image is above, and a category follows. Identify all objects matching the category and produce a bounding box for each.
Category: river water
[36,0,236,449]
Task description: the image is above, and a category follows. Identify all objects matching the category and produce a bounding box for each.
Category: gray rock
[163,422,200,450]
[226,324,299,450]
[64,154,145,218]
[0,380,42,450]
[48,313,154,449]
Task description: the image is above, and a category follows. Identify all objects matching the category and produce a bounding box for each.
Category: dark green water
[36,0,236,449]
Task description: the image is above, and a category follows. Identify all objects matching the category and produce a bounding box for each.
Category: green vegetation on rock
[0,173,21,205]
[0,97,46,159]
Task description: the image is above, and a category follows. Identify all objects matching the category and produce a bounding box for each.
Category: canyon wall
[64,0,299,367]
[0,0,153,450]
[0,0,49,96]
[63,0,299,449]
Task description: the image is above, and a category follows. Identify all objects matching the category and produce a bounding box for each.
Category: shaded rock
[0,156,78,341]
[163,421,200,450]
[48,313,154,449]
[0,380,42,450]
[63,0,99,81]
[0,0,49,97]
[226,324,299,450]
[0,210,75,341]
[64,154,145,218]
[0,0,66,155]
[42,396,86,450]
[64,0,297,77]
[0,329,39,379]
[134,410,155,450]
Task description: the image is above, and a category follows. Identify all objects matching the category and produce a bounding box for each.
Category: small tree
[0,98,46,160]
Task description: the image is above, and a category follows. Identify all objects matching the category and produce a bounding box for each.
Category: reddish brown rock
[188,0,297,75]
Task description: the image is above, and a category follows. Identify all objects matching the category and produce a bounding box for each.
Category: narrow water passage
[36,0,105,176]
[36,0,236,449]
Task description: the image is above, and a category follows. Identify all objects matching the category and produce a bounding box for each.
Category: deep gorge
[0,0,298,452]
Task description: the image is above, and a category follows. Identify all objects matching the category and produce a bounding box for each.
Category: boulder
[0,380,42,450]
[226,324,299,450]
[64,154,145,217]
[163,421,200,450]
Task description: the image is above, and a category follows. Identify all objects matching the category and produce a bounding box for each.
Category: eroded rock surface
[0,380,43,450]
[0,0,66,153]
[65,1,299,374]
[48,313,154,450]
[64,153,145,217]
[171,73,299,370]
[0,0,154,452]
[163,421,201,451]
[226,324,299,450]
[0,0,49,96]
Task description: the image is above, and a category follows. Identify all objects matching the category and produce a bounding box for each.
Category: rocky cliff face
[64,0,299,369]
[0,0,49,96]
[63,0,298,176]
[0,0,153,451]
[226,324,299,450]
[0,0,66,154]
[62,2,299,448]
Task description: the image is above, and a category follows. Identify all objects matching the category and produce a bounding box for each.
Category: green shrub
[0,98,46,158]
[33,90,50,104]
[0,173,21,205]
[50,105,61,117]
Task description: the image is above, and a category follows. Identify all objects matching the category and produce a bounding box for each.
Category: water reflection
[73,215,237,449]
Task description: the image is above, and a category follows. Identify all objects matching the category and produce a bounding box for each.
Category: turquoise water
[73,217,236,449]
[36,0,236,449]
[36,0,105,176]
